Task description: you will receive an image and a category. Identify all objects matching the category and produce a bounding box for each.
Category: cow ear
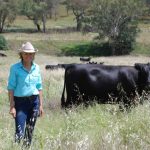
[135,63,148,74]
[134,63,142,71]
[134,63,146,72]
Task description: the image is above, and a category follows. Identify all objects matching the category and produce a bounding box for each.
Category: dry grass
[1,52,150,150]
[137,23,150,44]
[0,15,150,149]
[2,32,95,42]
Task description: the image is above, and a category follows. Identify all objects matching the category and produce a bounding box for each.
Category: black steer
[61,63,150,108]
[45,64,69,70]
[0,53,7,57]
[80,57,91,62]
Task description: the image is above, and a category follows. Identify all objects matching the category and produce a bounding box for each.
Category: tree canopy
[19,0,60,32]
[83,0,146,55]
[0,0,18,33]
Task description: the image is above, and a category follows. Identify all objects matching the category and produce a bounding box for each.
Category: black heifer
[45,64,69,70]
[61,63,150,108]
[80,57,91,62]
[0,53,7,57]
[45,63,104,70]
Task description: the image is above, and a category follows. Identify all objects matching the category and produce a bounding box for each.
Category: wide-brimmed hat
[18,42,38,53]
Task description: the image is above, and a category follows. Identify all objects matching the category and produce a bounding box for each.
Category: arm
[7,65,17,118]
[8,90,16,118]
[38,90,44,117]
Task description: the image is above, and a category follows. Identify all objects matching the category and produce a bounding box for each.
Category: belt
[14,95,38,101]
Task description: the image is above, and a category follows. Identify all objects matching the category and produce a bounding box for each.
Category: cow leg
[65,83,80,107]
[118,90,138,111]
[66,85,91,108]
[81,94,91,107]
[117,83,133,111]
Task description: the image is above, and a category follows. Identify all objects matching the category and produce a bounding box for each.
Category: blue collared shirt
[7,61,42,97]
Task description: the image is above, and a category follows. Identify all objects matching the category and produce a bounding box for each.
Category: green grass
[131,43,150,56]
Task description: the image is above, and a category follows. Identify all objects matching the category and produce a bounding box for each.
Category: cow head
[135,63,150,86]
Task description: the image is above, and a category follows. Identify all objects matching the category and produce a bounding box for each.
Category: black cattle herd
[45,57,150,110]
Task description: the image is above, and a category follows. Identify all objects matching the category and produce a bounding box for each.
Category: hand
[39,106,44,117]
[9,107,16,118]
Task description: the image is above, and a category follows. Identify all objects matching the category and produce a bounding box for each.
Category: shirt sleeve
[36,67,42,90]
[7,65,17,90]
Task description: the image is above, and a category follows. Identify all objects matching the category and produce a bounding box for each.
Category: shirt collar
[19,61,36,72]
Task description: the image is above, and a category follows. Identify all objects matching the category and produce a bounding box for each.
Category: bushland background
[0,0,150,149]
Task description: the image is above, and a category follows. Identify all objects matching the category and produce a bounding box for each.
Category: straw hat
[18,42,38,53]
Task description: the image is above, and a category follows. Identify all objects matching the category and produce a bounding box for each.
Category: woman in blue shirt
[7,42,44,147]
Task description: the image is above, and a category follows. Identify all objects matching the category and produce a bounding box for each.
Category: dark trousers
[14,95,39,147]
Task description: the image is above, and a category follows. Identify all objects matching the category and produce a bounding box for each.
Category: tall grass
[0,51,150,149]
[0,14,150,149]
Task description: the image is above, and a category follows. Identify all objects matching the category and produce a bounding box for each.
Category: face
[21,52,35,63]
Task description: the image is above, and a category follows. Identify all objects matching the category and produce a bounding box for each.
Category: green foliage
[19,0,60,32]
[109,22,139,55]
[83,0,146,55]
[131,43,150,56]
[0,0,19,33]
[61,42,113,56]
[64,0,91,31]
[0,35,8,50]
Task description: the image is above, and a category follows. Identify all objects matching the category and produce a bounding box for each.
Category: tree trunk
[0,22,4,33]
[0,15,6,33]
[54,11,57,21]
[109,38,116,55]
[36,24,41,32]
[76,16,82,31]
[42,14,46,33]
[66,8,69,16]
[49,9,52,19]
[112,45,116,55]
[0,22,3,33]
[0,27,3,33]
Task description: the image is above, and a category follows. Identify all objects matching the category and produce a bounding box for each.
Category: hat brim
[18,48,38,53]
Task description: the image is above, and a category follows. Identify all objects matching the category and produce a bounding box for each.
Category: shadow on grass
[3,27,77,34]
[3,28,38,33]
[61,42,112,56]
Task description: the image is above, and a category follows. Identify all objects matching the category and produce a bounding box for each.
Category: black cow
[61,63,150,109]
[45,62,104,70]
[80,57,91,62]
[88,61,104,64]
[0,53,7,57]
[45,64,69,70]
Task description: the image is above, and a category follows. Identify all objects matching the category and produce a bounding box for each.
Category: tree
[19,0,60,32]
[84,0,145,55]
[64,0,91,31]
[0,35,8,50]
[145,0,150,15]
[0,0,18,33]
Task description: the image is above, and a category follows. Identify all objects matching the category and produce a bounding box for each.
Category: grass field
[1,51,150,150]
[0,14,150,149]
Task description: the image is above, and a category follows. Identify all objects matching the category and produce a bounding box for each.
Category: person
[7,42,44,147]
